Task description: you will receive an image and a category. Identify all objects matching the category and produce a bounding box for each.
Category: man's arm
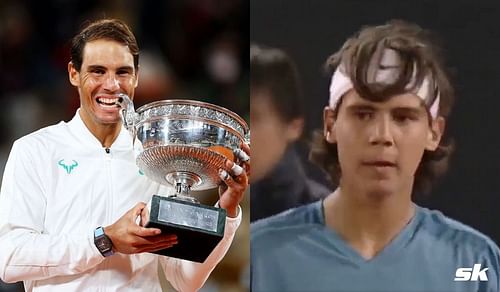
[0,141,105,283]
[159,206,241,292]
[159,143,249,291]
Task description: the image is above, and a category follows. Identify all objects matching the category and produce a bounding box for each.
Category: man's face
[250,89,303,182]
[69,39,138,128]
[324,90,442,197]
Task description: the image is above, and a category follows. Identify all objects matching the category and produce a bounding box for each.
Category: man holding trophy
[0,18,250,292]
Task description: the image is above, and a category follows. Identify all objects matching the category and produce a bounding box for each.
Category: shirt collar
[67,108,133,151]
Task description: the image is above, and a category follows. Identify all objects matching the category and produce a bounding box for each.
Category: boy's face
[324,90,444,197]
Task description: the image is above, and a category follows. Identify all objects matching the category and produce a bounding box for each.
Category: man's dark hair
[250,44,303,122]
[310,20,455,196]
[70,18,139,72]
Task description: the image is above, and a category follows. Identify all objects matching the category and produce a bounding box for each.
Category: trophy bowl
[119,95,249,262]
[134,99,248,192]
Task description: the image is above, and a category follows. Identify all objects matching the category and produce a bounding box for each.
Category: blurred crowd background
[0,0,249,291]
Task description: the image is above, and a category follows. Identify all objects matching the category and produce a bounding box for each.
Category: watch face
[95,227,113,256]
[97,240,110,250]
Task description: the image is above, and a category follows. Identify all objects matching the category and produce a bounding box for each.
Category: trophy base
[145,195,226,263]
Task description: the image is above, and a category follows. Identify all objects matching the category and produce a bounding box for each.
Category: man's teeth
[97,97,119,105]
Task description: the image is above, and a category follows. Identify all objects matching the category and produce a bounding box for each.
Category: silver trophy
[118,94,249,262]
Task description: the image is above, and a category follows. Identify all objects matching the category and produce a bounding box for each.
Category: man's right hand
[104,202,178,254]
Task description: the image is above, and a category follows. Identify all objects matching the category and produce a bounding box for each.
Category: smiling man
[0,19,249,291]
[251,20,500,292]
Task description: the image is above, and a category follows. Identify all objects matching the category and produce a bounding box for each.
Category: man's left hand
[218,142,250,217]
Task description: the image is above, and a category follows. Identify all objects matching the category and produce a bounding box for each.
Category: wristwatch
[94,226,114,257]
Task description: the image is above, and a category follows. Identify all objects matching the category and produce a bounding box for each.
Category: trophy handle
[117,93,138,143]
[244,130,250,146]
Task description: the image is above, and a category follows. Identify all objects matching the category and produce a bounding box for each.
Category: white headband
[329,49,440,118]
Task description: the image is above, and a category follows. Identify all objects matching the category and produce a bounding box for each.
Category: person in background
[250,44,330,222]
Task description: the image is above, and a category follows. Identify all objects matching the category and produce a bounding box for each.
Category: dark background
[251,0,500,244]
